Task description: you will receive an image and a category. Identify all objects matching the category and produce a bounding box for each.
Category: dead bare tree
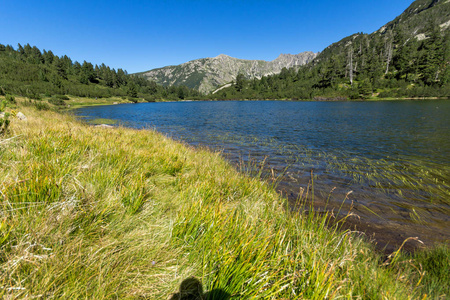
[385,30,393,75]
[347,42,354,86]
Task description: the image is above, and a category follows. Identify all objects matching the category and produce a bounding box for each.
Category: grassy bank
[0,102,448,299]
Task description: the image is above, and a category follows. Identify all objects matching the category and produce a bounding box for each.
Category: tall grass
[0,100,448,298]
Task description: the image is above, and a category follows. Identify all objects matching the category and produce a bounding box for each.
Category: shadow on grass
[169,277,231,300]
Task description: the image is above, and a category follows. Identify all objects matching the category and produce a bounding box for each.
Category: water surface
[74,100,450,251]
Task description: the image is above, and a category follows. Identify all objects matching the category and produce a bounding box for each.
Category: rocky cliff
[137,52,317,94]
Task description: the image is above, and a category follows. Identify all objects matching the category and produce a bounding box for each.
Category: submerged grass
[203,132,449,209]
[0,101,448,298]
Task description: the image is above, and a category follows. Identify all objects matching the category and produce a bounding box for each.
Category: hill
[0,44,201,102]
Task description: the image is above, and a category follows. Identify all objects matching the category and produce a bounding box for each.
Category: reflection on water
[73,100,450,251]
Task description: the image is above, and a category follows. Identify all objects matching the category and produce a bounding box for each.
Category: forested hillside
[210,0,450,100]
[0,44,201,102]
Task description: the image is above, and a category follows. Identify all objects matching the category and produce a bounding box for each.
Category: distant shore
[58,95,450,111]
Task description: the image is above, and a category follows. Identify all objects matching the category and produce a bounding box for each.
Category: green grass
[63,96,130,108]
[0,99,448,299]
[411,244,450,297]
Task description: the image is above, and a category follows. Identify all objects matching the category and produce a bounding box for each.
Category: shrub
[55,94,70,100]
[378,90,395,98]
[5,94,16,104]
[26,91,42,100]
[144,95,156,102]
[48,98,66,106]
[347,89,360,100]
[0,100,10,135]
[34,100,50,111]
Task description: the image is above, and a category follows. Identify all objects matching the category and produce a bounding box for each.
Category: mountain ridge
[137,51,317,93]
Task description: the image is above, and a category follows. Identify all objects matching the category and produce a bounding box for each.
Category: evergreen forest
[0,43,201,103]
[211,21,450,100]
[1,0,449,102]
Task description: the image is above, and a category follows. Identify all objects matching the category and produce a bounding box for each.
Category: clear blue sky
[2,0,414,73]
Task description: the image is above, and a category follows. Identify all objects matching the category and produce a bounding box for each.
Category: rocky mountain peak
[214,54,232,59]
[138,51,318,94]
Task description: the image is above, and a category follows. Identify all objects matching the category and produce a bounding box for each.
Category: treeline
[2,17,449,102]
[210,22,450,100]
[0,43,202,101]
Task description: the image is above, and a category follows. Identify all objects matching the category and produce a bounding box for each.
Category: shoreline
[1,97,448,298]
[68,97,450,254]
[60,95,450,110]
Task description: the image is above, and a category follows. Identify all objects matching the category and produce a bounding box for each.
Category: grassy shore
[0,99,449,299]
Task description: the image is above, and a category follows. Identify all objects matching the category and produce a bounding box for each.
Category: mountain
[138,0,449,96]
[137,52,317,94]
[208,0,450,100]
[380,0,450,36]
[316,0,450,61]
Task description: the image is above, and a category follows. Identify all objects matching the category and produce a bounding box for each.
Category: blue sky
[2,0,414,73]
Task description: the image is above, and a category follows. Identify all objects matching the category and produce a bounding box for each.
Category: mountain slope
[317,0,450,61]
[208,0,450,100]
[380,0,450,36]
[137,52,317,94]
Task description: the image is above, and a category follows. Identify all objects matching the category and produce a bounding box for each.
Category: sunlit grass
[0,100,448,298]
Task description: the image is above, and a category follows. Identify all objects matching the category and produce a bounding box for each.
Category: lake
[73,100,450,252]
